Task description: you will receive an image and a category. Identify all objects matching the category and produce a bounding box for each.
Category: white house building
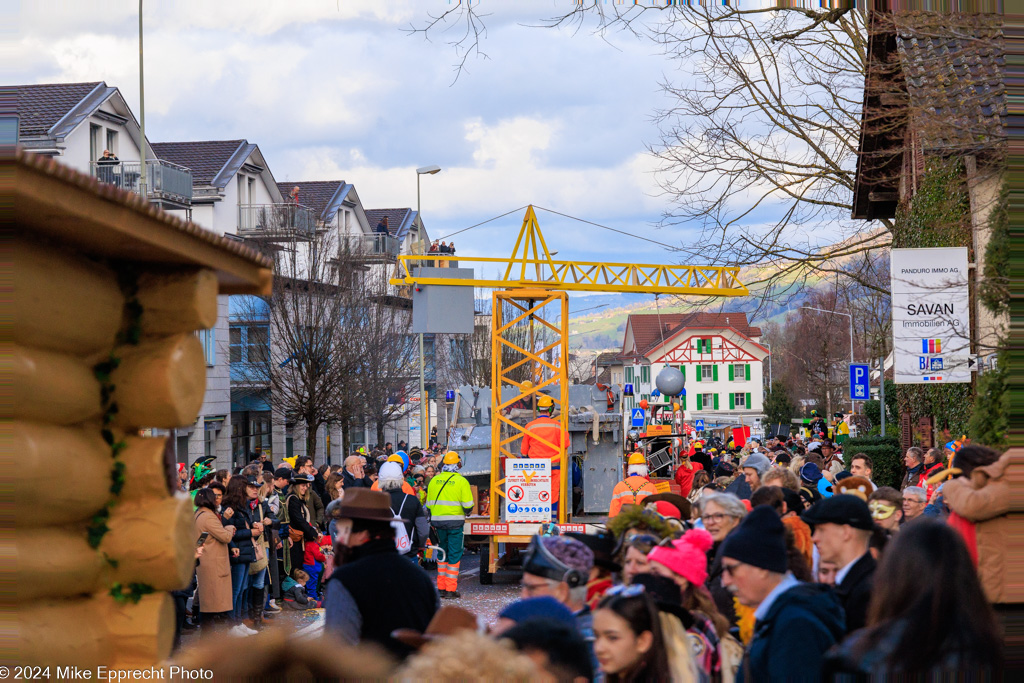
[619,312,769,430]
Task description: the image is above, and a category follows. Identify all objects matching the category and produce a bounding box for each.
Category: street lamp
[798,306,854,414]
[416,165,442,451]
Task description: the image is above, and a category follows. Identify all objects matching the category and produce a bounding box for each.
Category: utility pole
[879,355,886,436]
[138,0,147,195]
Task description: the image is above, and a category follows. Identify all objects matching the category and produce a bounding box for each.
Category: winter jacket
[919,461,946,499]
[942,451,1023,603]
[304,487,325,530]
[287,492,319,542]
[901,463,924,491]
[385,489,430,549]
[342,469,373,490]
[833,552,875,634]
[824,617,998,681]
[706,542,740,630]
[225,504,256,565]
[738,582,845,683]
[303,538,329,567]
[674,460,703,498]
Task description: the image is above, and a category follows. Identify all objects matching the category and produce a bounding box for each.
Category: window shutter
[728,364,734,381]
[745,364,751,381]
[682,395,686,410]
[746,392,752,408]
[713,394,719,410]
[713,365,719,382]
[680,365,685,381]
[696,366,701,383]
[696,394,703,410]
[729,393,735,410]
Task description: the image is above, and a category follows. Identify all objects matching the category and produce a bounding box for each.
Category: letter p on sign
[849,364,869,400]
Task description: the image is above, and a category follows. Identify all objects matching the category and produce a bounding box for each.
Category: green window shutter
[680,365,685,381]
[695,365,701,383]
[696,394,703,410]
[682,395,686,410]
[745,364,751,381]
[729,393,735,410]
[713,365,719,382]
[713,394,720,410]
[746,392,752,408]
[697,339,703,354]
[728,364,734,381]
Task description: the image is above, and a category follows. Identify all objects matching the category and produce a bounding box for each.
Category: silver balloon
[655,365,685,397]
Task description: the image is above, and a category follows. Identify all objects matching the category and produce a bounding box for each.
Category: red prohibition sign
[538,490,550,503]
[508,486,525,502]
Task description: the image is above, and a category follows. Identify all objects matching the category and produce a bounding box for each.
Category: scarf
[442,464,460,473]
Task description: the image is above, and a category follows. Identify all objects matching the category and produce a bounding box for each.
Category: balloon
[656,366,685,396]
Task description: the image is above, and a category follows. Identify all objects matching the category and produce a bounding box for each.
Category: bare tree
[233,221,362,460]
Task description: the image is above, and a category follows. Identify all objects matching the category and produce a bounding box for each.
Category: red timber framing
[653,334,764,365]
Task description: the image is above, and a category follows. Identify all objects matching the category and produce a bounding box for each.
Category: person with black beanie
[720,506,845,681]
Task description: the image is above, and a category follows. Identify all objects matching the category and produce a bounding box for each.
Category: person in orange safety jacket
[608,452,659,517]
[520,395,570,507]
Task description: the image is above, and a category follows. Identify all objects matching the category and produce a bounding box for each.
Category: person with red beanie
[648,529,731,677]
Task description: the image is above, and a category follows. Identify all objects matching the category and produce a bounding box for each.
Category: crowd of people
[176,431,1007,680]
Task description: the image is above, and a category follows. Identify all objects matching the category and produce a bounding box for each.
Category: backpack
[391,494,412,555]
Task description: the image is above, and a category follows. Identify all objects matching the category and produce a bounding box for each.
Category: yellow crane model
[390,205,747,578]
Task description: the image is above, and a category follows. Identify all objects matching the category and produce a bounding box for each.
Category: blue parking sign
[631,408,645,427]
[849,364,869,400]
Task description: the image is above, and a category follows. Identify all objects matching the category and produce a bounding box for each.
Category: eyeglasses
[605,583,646,598]
[701,513,730,524]
[520,581,553,596]
[721,561,744,577]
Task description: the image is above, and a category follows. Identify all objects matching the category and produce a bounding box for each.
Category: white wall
[61,100,143,174]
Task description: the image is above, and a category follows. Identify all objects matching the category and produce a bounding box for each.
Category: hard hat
[443,451,461,465]
[672,402,681,412]
[522,380,534,390]
[537,395,554,409]
[627,452,646,466]
[387,454,404,464]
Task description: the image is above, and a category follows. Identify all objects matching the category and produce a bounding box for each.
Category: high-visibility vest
[608,476,659,517]
[425,471,474,523]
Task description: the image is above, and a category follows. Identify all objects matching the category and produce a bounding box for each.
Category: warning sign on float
[505,458,552,522]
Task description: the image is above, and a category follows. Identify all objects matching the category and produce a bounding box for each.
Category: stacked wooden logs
[13,237,218,667]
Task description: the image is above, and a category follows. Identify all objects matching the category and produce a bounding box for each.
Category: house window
[229,324,269,363]
[197,328,216,366]
[640,365,650,383]
[105,129,118,156]
[700,365,715,381]
[696,393,717,411]
[730,363,749,382]
[733,393,747,409]
[625,366,634,383]
[229,326,243,363]
[90,124,103,161]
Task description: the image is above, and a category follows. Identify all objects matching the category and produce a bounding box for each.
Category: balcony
[339,233,402,262]
[90,159,193,208]
[238,203,317,240]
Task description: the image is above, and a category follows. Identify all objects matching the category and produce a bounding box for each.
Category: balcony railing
[90,159,193,206]
[339,233,402,260]
[238,203,317,238]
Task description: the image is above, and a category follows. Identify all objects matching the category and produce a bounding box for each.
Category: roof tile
[365,208,411,237]
[626,312,761,357]
[150,140,245,186]
[276,181,345,220]
[13,82,102,137]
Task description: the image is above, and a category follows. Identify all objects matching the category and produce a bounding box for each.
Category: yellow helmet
[387,454,404,464]
[521,380,534,390]
[627,452,646,466]
[537,395,554,409]
[443,451,461,465]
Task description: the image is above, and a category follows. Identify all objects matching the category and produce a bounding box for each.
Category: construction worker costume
[425,451,474,598]
[608,452,658,517]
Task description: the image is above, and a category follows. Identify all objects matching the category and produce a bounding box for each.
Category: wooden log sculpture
[102,592,176,667]
[137,269,219,336]
[15,527,105,601]
[15,420,111,526]
[13,238,122,356]
[12,345,102,425]
[119,435,176,503]
[100,494,196,591]
[111,334,206,429]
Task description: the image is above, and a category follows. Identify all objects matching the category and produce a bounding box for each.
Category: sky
[8,0,843,272]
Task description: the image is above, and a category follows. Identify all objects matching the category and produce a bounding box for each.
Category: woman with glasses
[620,534,659,585]
[593,586,675,682]
[697,492,747,632]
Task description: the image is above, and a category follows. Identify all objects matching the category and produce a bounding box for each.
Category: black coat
[706,542,740,630]
[226,504,256,565]
[342,470,373,489]
[834,552,876,634]
[385,489,430,549]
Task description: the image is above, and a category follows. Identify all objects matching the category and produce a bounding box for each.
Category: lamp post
[798,306,855,414]
[764,342,773,386]
[416,165,442,451]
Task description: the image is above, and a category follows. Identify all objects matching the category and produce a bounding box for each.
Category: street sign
[631,408,645,427]
[645,425,671,436]
[849,364,870,400]
[969,355,980,372]
[695,419,705,432]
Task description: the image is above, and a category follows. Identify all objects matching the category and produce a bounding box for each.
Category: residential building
[11,81,193,211]
[619,312,768,428]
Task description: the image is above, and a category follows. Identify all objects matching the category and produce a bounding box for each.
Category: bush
[843,435,903,489]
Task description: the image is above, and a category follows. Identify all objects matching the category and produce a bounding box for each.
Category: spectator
[901,447,924,490]
[379,461,430,554]
[720,507,844,681]
[501,619,594,681]
[619,534,658,585]
[817,560,837,586]
[867,487,904,532]
[492,596,577,637]
[919,448,946,498]
[698,492,748,631]
[565,530,620,609]
[284,473,321,575]
[222,477,259,627]
[824,520,1002,679]
[294,456,326,524]
[192,488,237,634]
[593,587,673,681]
[741,453,771,493]
[802,495,876,633]
[323,470,345,506]
[849,453,873,482]
[342,455,373,489]
[762,466,800,492]
[902,486,927,522]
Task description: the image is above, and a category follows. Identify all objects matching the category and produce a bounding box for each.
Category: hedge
[843,435,903,490]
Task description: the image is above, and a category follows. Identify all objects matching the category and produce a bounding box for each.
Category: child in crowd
[281,569,319,609]
[302,535,332,598]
